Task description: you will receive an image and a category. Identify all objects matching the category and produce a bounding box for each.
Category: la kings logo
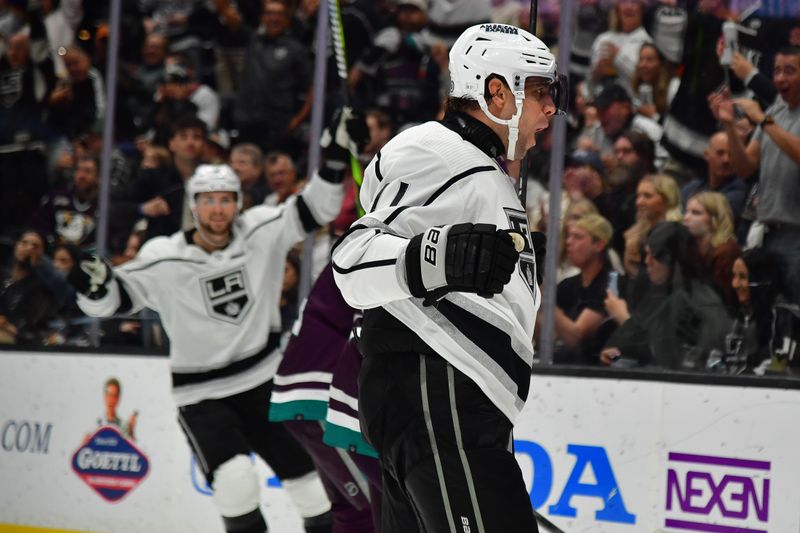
[504,208,536,295]
[201,268,252,324]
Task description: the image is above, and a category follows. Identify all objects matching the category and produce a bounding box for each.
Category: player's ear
[486,78,505,106]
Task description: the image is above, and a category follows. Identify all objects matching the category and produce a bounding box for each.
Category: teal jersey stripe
[269,400,328,422]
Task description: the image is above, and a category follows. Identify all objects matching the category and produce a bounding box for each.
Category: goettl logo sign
[72,426,150,502]
[665,452,770,533]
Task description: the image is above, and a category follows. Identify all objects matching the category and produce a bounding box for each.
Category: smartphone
[607,271,619,297]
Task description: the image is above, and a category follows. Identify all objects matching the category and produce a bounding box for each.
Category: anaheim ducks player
[69,110,368,533]
[332,23,564,532]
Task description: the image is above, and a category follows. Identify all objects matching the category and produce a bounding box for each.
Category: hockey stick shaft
[328,0,365,216]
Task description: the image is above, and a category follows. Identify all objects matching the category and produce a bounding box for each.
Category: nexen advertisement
[1,351,799,533]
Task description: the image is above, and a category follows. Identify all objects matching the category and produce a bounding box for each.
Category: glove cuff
[318,165,346,184]
[405,226,451,298]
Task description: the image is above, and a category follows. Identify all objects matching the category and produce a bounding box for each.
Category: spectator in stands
[113,116,207,243]
[151,61,220,146]
[140,0,204,72]
[348,0,445,127]
[569,0,608,81]
[589,0,652,93]
[230,142,268,209]
[167,56,220,131]
[602,222,730,370]
[710,45,800,302]
[557,198,600,282]
[72,123,135,196]
[563,150,606,204]
[47,46,105,140]
[31,155,99,250]
[0,229,58,345]
[660,0,773,181]
[725,248,800,375]
[554,213,618,365]
[0,29,55,238]
[234,0,313,153]
[679,130,747,220]
[280,250,300,332]
[41,242,78,311]
[603,129,656,254]
[141,145,172,170]
[623,173,681,276]
[683,191,741,307]
[38,0,81,79]
[630,42,679,123]
[580,84,660,163]
[119,32,168,136]
[362,108,392,163]
[263,151,299,206]
[209,0,263,98]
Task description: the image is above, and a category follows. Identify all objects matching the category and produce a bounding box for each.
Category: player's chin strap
[476,92,525,161]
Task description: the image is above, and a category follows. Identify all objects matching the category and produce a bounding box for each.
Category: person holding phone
[553,213,621,365]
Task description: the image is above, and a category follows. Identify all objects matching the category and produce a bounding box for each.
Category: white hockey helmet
[449,23,567,159]
[187,164,243,214]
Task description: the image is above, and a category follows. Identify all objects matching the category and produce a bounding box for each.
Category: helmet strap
[476,93,525,160]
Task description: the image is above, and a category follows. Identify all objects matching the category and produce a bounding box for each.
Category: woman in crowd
[630,42,679,122]
[683,191,741,306]
[623,173,681,276]
[602,222,730,370]
[590,0,652,92]
[723,249,800,375]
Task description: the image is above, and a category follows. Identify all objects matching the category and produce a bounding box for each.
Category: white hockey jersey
[78,174,343,407]
[331,121,540,423]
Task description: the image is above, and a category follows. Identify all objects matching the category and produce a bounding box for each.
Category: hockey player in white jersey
[331,23,565,532]
[69,111,367,533]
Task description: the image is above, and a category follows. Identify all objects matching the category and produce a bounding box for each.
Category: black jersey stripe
[171,332,281,387]
[370,183,389,213]
[423,165,495,207]
[332,258,397,275]
[383,205,411,225]
[434,300,530,402]
[331,223,368,256]
[123,257,206,273]
[380,166,494,225]
[389,182,409,207]
[244,212,283,239]
[374,151,384,182]
[296,194,322,233]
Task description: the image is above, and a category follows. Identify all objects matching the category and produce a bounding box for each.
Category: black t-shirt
[554,265,619,365]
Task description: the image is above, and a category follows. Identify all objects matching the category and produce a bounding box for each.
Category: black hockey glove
[68,253,113,300]
[405,223,521,306]
[319,106,369,181]
[531,231,546,285]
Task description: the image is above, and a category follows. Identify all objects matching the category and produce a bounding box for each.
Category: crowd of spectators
[0,0,798,377]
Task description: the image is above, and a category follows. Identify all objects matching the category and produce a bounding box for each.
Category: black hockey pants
[358,350,539,533]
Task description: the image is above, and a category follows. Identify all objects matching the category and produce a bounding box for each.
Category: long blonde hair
[624,174,681,275]
[688,191,735,248]
[645,173,682,223]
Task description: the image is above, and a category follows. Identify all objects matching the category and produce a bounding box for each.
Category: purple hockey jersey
[269,263,357,422]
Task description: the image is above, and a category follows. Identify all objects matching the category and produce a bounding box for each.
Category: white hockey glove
[319,106,369,177]
[68,253,113,300]
[405,223,522,306]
